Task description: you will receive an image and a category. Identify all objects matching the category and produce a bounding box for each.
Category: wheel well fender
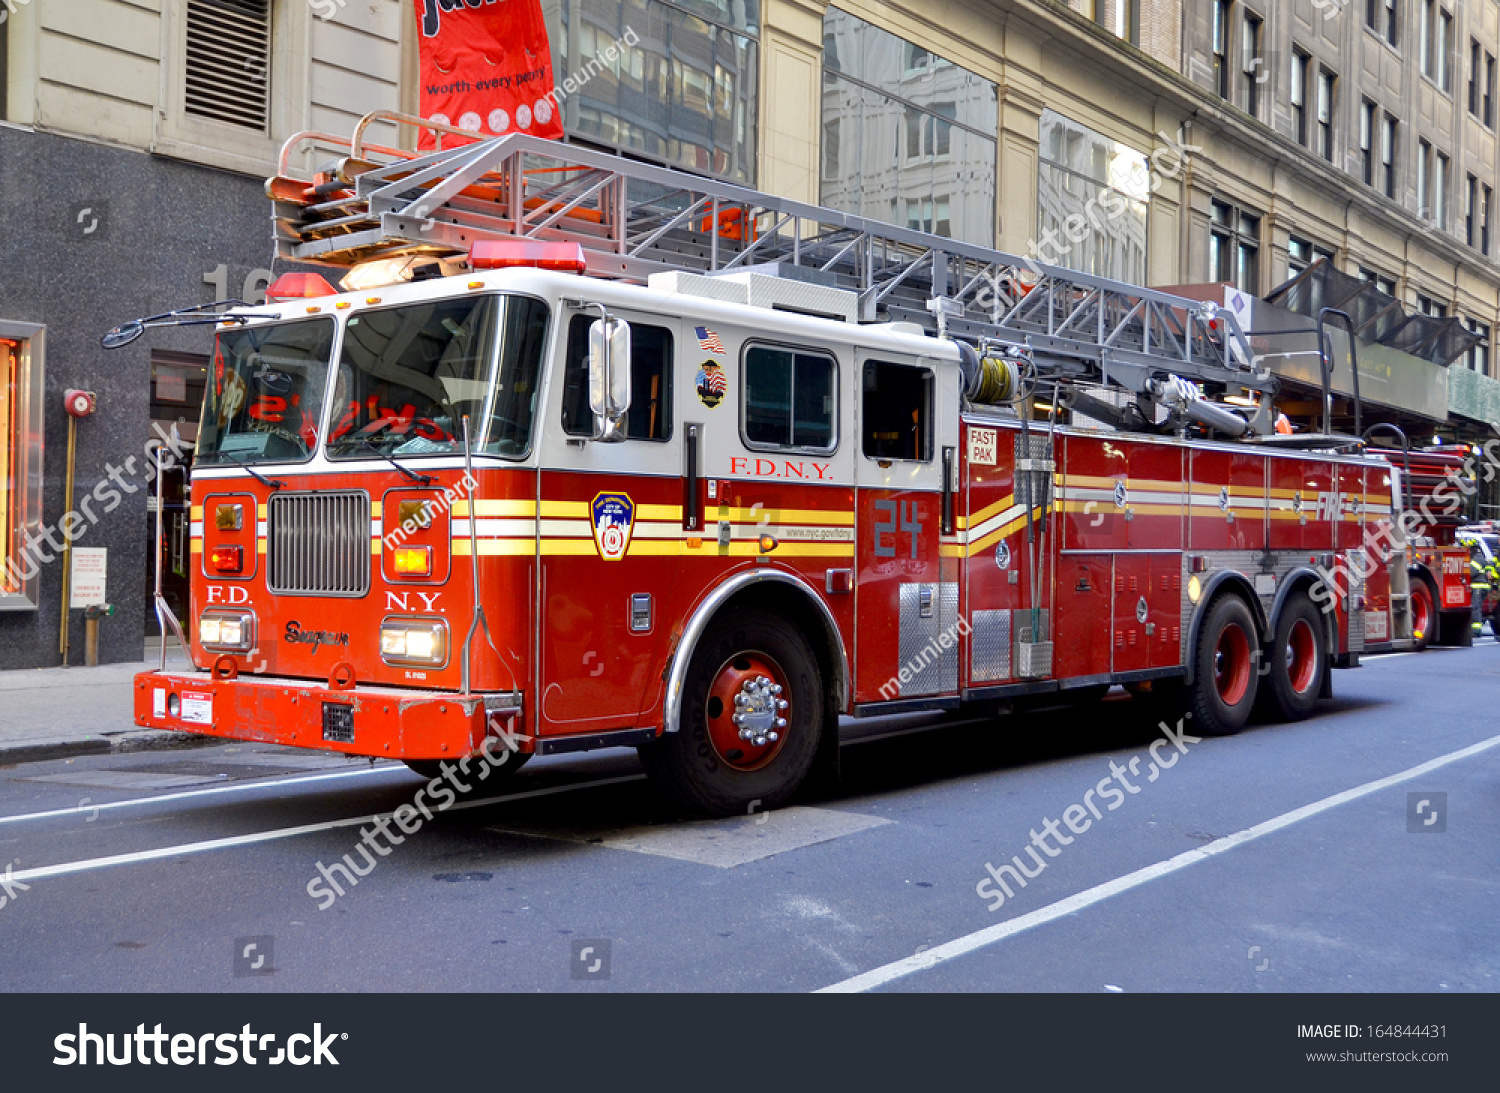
[662,569,850,735]
[1270,567,1339,655]
[1184,572,1265,686]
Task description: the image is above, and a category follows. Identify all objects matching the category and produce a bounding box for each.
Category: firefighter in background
[1470,546,1498,639]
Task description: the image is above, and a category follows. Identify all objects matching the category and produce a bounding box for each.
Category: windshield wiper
[219,450,285,491]
[359,436,436,485]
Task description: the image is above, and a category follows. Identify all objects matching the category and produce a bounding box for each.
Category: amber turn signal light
[393,546,432,577]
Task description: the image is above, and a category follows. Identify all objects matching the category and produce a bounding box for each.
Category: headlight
[380,618,448,666]
[199,610,254,651]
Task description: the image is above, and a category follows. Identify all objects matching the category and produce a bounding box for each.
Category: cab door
[537,308,681,732]
[854,355,961,703]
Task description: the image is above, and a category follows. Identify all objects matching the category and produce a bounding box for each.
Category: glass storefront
[820,6,997,246]
[1037,110,1149,283]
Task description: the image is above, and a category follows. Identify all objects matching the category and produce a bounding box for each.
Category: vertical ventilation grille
[267,492,371,596]
[185,0,271,132]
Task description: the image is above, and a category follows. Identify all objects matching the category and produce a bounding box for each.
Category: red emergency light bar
[470,240,588,274]
[266,273,340,302]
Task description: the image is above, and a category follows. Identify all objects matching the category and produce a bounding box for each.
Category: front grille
[267,491,371,596]
[322,702,354,743]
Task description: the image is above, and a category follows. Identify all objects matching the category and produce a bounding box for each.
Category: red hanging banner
[413,0,565,149]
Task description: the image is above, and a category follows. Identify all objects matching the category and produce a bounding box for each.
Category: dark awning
[1265,258,1478,366]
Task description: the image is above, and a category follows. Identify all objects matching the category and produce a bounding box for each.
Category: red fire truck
[119,116,1430,815]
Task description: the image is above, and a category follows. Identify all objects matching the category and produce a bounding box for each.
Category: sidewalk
[0,642,214,765]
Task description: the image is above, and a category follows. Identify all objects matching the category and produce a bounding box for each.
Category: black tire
[1410,576,1436,652]
[638,608,824,817]
[404,750,530,786]
[1260,594,1327,723]
[1187,594,1260,737]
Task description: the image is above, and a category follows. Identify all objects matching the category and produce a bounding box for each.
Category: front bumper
[133,670,523,761]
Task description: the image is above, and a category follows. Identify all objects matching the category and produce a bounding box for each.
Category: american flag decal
[696,326,727,355]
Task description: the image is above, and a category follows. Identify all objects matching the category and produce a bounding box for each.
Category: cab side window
[862,360,932,461]
[742,345,836,452]
[560,314,673,440]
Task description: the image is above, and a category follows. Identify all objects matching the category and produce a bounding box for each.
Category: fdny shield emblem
[591,492,635,561]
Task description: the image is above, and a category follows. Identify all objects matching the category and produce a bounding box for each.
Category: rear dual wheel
[1259,594,1327,723]
[638,608,824,817]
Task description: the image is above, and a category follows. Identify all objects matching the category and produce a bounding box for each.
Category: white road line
[818,732,1500,994]
[6,775,646,884]
[0,764,414,827]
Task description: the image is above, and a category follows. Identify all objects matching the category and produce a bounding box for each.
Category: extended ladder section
[269,113,1274,432]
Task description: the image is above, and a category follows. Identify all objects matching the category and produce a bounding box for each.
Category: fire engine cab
[119,114,1435,815]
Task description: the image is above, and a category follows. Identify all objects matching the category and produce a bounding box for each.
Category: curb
[0,730,218,768]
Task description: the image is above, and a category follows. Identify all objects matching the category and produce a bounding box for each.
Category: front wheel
[639,608,824,817]
[1187,594,1260,737]
[1260,594,1327,722]
[1410,577,1435,651]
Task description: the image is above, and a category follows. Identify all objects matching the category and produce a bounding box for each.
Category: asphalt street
[0,642,1495,993]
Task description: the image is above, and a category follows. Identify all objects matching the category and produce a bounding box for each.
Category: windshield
[197,318,336,465]
[326,295,550,459]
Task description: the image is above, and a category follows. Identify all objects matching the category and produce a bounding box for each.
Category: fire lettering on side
[204,585,252,605]
[729,457,832,481]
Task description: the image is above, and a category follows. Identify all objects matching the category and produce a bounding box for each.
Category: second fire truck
[124,116,1443,815]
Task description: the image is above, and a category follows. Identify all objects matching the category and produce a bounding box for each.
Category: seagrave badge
[695,360,727,409]
[591,492,635,561]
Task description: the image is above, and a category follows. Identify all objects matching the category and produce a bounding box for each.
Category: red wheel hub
[1213,622,1252,706]
[1286,618,1318,694]
[1412,585,1432,640]
[704,652,790,772]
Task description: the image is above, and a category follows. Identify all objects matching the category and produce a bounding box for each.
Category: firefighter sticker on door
[695,361,727,408]
[591,492,636,561]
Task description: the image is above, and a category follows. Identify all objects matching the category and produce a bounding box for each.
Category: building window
[1470,39,1482,116]
[1291,51,1309,146]
[1288,235,1335,277]
[1467,174,1478,247]
[1114,0,1140,45]
[1484,184,1493,255]
[1417,139,1430,213]
[184,0,271,132]
[1381,113,1398,198]
[0,322,44,612]
[1435,151,1449,228]
[742,345,837,453]
[560,0,760,186]
[862,361,933,462]
[1360,99,1376,185]
[1464,320,1491,375]
[1438,9,1453,92]
[1317,69,1336,161]
[1487,54,1496,127]
[1418,293,1448,318]
[1241,10,1264,117]
[820,7,998,245]
[1210,198,1261,293]
[1361,267,1399,296]
[1213,1,1233,101]
[1036,110,1150,284]
[1367,0,1399,46]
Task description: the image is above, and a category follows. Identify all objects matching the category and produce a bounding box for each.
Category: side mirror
[588,316,632,442]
